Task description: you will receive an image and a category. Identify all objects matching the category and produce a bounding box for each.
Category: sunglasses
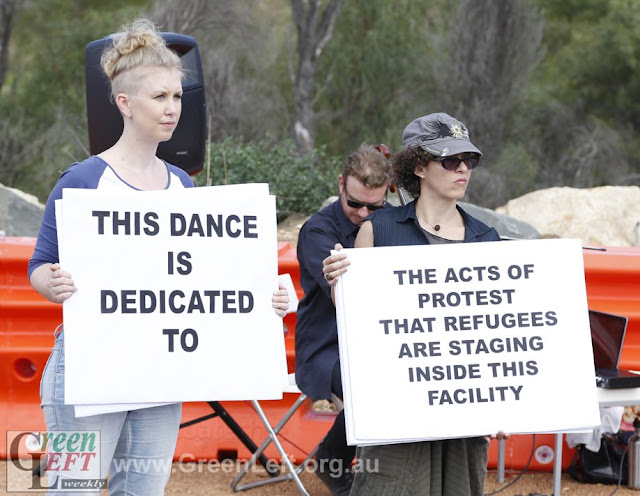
[433,154,480,171]
[344,186,387,211]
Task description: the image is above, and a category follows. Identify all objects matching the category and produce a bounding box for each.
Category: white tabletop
[597,386,640,407]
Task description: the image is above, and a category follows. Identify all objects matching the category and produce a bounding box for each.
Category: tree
[539,0,640,130]
[514,0,636,198]
[149,0,292,143]
[0,0,151,199]
[148,0,216,34]
[0,0,16,89]
[2,0,638,208]
[431,0,545,158]
[290,0,344,153]
[427,0,546,207]
[313,0,447,156]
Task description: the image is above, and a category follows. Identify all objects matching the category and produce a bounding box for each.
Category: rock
[0,183,44,237]
[321,195,339,208]
[459,202,539,240]
[496,186,640,247]
[311,399,339,413]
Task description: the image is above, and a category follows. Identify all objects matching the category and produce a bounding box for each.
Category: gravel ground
[3,461,639,496]
[163,465,640,496]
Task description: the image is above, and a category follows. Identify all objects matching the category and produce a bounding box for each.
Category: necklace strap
[416,210,459,233]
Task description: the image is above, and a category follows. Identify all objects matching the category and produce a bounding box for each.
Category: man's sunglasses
[346,198,385,211]
[433,154,481,171]
[344,186,387,211]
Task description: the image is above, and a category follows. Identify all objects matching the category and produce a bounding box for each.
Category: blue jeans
[40,331,182,495]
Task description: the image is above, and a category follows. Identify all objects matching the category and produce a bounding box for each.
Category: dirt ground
[162,465,640,496]
[2,460,639,496]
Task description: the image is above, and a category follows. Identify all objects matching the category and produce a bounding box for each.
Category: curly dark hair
[391,147,437,196]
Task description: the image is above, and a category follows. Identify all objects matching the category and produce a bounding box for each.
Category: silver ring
[324,272,334,282]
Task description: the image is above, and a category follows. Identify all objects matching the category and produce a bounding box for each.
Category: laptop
[591,309,640,388]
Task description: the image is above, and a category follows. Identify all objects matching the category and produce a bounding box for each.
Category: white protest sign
[335,238,600,445]
[59,185,287,404]
[277,273,299,314]
[58,200,160,415]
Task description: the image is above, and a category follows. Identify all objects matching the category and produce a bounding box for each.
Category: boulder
[0,183,44,237]
[496,186,640,247]
[459,202,539,240]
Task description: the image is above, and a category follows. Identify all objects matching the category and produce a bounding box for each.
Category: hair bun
[100,18,180,86]
[114,19,163,56]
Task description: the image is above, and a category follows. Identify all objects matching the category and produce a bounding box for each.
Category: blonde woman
[29,19,288,495]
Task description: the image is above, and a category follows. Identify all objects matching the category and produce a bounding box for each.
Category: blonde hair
[100,18,183,98]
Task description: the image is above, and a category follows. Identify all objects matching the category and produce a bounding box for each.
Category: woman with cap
[322,112,506,495]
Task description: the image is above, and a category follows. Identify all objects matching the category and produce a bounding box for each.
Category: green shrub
[194,138,342,220]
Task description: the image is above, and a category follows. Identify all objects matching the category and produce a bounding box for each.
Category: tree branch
[315,0,344,58]
[0,0,17,89]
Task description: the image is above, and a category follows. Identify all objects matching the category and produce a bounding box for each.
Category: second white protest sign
[335,238,600,445]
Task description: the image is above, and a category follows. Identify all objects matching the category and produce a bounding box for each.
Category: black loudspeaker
[85,33,206,176]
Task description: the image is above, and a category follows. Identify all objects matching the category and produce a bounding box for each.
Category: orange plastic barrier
[583,246,640,369]
[0,237,56,456]
[2,237,640,472]
[0,237,330,462]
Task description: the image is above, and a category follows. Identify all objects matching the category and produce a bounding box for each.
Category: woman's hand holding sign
[30,263,77,304]
[272,281,290,317]
[488,431,510,441]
